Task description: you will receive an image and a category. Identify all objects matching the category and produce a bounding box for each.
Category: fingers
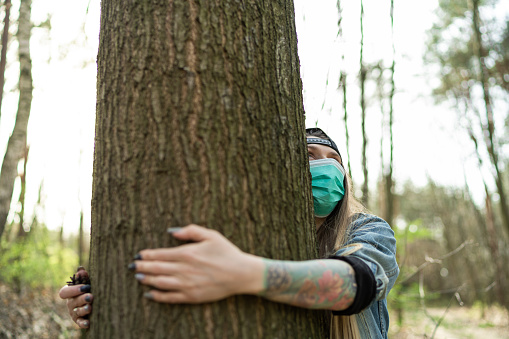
[170,224,215,242]
[134,273,181,290]
[67,293,93,328]
[144,290,189,304]
[137,224,216,261]
[67,293,94,312]
[138,247,189,262]
[76,317,90,329]
[73,303,93,318]
[75,267,90,281]
[132,260,181,276]
[131,260,182,290]
[59,284,89,299]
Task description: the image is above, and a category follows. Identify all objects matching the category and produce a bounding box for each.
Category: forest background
[0,0,508,338]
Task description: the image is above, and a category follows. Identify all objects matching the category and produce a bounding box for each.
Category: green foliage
[478,322,496,328]
[0,225,78,289]
[394,218,434,243]
[425,0,509,102]
[389,281,421,306]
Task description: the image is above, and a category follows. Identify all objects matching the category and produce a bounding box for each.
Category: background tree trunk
[359,0,369,208]
[384,0,396,228]
[0,0,32,239]
[337,0,353,177]
[471,0,509,238]
[0,0,12,121]
[16,145,28,238]
[88,1,327,338]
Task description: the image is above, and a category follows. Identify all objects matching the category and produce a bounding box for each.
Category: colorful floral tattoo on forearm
[258,259,357,311]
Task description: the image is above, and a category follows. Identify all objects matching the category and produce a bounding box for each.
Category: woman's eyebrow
[328,151,342,162]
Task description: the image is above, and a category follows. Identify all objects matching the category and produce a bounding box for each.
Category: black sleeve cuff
[329,256,376,315]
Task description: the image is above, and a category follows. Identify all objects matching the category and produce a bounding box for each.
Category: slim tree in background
[0,0,32,239]
[468,130,507,309]
[337,0,353,177]
[88,1,326,338]
[426,0,509,239]
[471,0,509,238]
[384,0,396,227]
[359,0,369,208]
[16,146,28,238]
[340,72,353,176]
[0,0,11,121]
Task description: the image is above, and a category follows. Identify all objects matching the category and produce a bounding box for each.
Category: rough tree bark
[88,1,327,338]
[0,0,32,239]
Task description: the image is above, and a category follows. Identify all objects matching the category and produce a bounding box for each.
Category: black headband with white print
[306,128,342,161]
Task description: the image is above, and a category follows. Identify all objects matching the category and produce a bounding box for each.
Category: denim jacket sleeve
[334,214,399,301]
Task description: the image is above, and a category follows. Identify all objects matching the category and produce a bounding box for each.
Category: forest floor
[389,304,509,338]
[1,283,508,338]
[0,283,80,339]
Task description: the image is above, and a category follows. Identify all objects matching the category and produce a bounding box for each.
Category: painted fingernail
[85,295,92,302]
[83,320,89,328]
[133,253,142,260]
[80,285,91,293]
[143,292,154,300]
[128,263,136,271]
[84,304,90,311]
[167,227,183,234]
[135,273,145,281]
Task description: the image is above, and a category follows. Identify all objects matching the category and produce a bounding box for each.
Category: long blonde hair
[322,172,365,339]
[306,130,367,339]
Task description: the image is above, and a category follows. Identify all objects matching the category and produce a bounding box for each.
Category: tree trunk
[341,71,353,177]
[359,0,368,208]
[384,0,396,228]
[78,210,84,266]
[0,0,32,239]
[471,0,509,238]
[337,1,353,177]
[88,1,327,338]
[16,145,28,238]
[468,127,508,309]
[483,191,507,308]
[0,0,12,121]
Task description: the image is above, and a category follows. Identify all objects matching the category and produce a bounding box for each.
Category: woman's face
[307,137,343,229]
[306,138,342,165]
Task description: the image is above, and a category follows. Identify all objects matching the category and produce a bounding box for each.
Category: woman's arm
[132,225,356,311]
[259,259,356,311]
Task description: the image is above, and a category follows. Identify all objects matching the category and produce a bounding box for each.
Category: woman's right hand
[59,275,93,328]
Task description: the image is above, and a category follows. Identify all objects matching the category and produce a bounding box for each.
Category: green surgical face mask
[309,158,346,218]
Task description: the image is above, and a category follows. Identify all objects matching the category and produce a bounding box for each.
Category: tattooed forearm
[265,261,292,293]
[259,259,357,311]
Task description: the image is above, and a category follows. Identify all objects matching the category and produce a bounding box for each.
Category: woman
[59,128,399,338]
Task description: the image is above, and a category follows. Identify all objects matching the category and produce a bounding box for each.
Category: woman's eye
[308,153,314,159]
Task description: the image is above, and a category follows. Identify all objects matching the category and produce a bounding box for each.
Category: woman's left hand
[130,224,264,304]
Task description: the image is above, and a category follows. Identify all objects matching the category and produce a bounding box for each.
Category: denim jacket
[334,214,399,338]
